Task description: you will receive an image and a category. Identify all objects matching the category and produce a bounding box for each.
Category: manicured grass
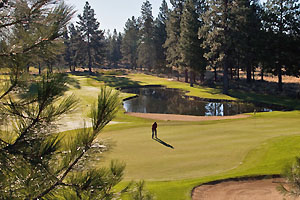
[230,90,300,110]
[100,111,300,181]
[59,73,300,199]
[115,128,300,200]
[127,73,236,101]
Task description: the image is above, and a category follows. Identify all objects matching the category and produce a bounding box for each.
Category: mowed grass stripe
[60,74,300,199]
[98,111,300,181]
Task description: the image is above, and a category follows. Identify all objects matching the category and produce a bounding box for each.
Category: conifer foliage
[153,0,169,72]
[121,17,140,69]
[137,0,156,71]
[263,0,300,91]
[106,29,123,67]
[164,0,186,74]
[180,0,206,86]
[0,1,127,199]
[77,1,105,73]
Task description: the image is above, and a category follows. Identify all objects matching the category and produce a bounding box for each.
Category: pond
[122,87,274,116]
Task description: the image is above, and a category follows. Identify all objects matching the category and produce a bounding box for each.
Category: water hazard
[122,87,273,116]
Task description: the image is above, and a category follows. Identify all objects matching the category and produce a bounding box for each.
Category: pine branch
[0,81,17,100]
[32,146,87,200]
[0,35,59,57]
[0,0,48,29]
[3,84,49,152]
[0,138,9,145]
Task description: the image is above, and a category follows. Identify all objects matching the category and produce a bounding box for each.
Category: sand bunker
[126,112,249,121]
[192,178,299,200]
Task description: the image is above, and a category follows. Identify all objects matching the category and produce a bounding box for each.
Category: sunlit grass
[57,73,300,199]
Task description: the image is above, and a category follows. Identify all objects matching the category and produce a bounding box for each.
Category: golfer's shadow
[153,137,174,149]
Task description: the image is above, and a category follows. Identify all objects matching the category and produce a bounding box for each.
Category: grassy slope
[100,111,300,181]
[99,112,300,199]
[127,73,236,101]
[61,73,300,199]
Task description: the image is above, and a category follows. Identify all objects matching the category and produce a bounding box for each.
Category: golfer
[152,122,157,139]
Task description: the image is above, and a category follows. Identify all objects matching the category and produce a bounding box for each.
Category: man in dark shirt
[152,122,157,139]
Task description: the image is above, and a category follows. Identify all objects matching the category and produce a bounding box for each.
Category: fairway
[60,74,300,199]
[99,112,300,181]
[3,1,299,199]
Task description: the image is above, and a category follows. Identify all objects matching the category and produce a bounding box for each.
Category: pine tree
[153,0,169,72]
[179,0,206,86]
[279,157,300,197]
[164,0,186,80]
[263,0,300,91]
[0,1,133,199]
[230,0,262,83]
[77,1,105,73]
[200,0,236,94]
[121,17,140,69]
[63,29,73,72]
[107,29,122,67]
[68,23,85,72]
[137,0,156,71]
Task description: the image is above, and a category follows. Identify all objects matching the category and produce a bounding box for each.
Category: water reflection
[122,87,273,116]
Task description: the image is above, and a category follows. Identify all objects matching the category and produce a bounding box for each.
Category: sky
[65,0,170,33]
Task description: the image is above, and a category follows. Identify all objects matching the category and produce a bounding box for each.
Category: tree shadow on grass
[153,138,174,149]
[92,75,141,89]
[66,75,81,89]
[69,71,142,89]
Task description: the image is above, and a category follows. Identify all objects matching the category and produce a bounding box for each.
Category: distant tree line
[0,0,154,199]
[53,0,299,93]
[120,0,300,94]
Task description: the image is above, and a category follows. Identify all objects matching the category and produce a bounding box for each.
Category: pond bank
[125,112,250,121]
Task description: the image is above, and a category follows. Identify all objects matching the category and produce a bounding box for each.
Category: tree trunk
[200,72,205,83]
[214,67,217,82]
[230,67,233,80]
[223,60,229,94]
[38,63,41,75]
[190,70,194,87]
[73,62,76,72]
[87,34,92,74]
[69,65,72,72]
[48,64,53,73]
[237,66,240,80]
[246,65,251,83]
[261,67,264,81]
[193,71,196,84]
[252,67,255,81]
[27,64,30,73]
[184,68,188,83]
[277,65,282,91]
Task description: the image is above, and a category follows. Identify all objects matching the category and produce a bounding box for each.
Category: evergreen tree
[0,1,143,199]
[68,23,85,72]
[63,29,73,72]
[179,0,206,86]
[243,0,263,83]
[263,0,300,91]
[230,0,263,83]
[279,157,300,197]
[200,0,237,94]
[107,29,122,67]
[153,0,169,72]
[121,17,140,69]
[164,0,186,80]
[77,1,105,73]
[137,0,156,71]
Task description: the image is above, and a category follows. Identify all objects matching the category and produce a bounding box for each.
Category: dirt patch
[126,112,250,121]
[192,178,299,200]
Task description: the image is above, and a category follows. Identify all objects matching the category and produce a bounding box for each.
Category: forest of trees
[0,0,152,199]
[59,0,300,94]
[0,0,299,199]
